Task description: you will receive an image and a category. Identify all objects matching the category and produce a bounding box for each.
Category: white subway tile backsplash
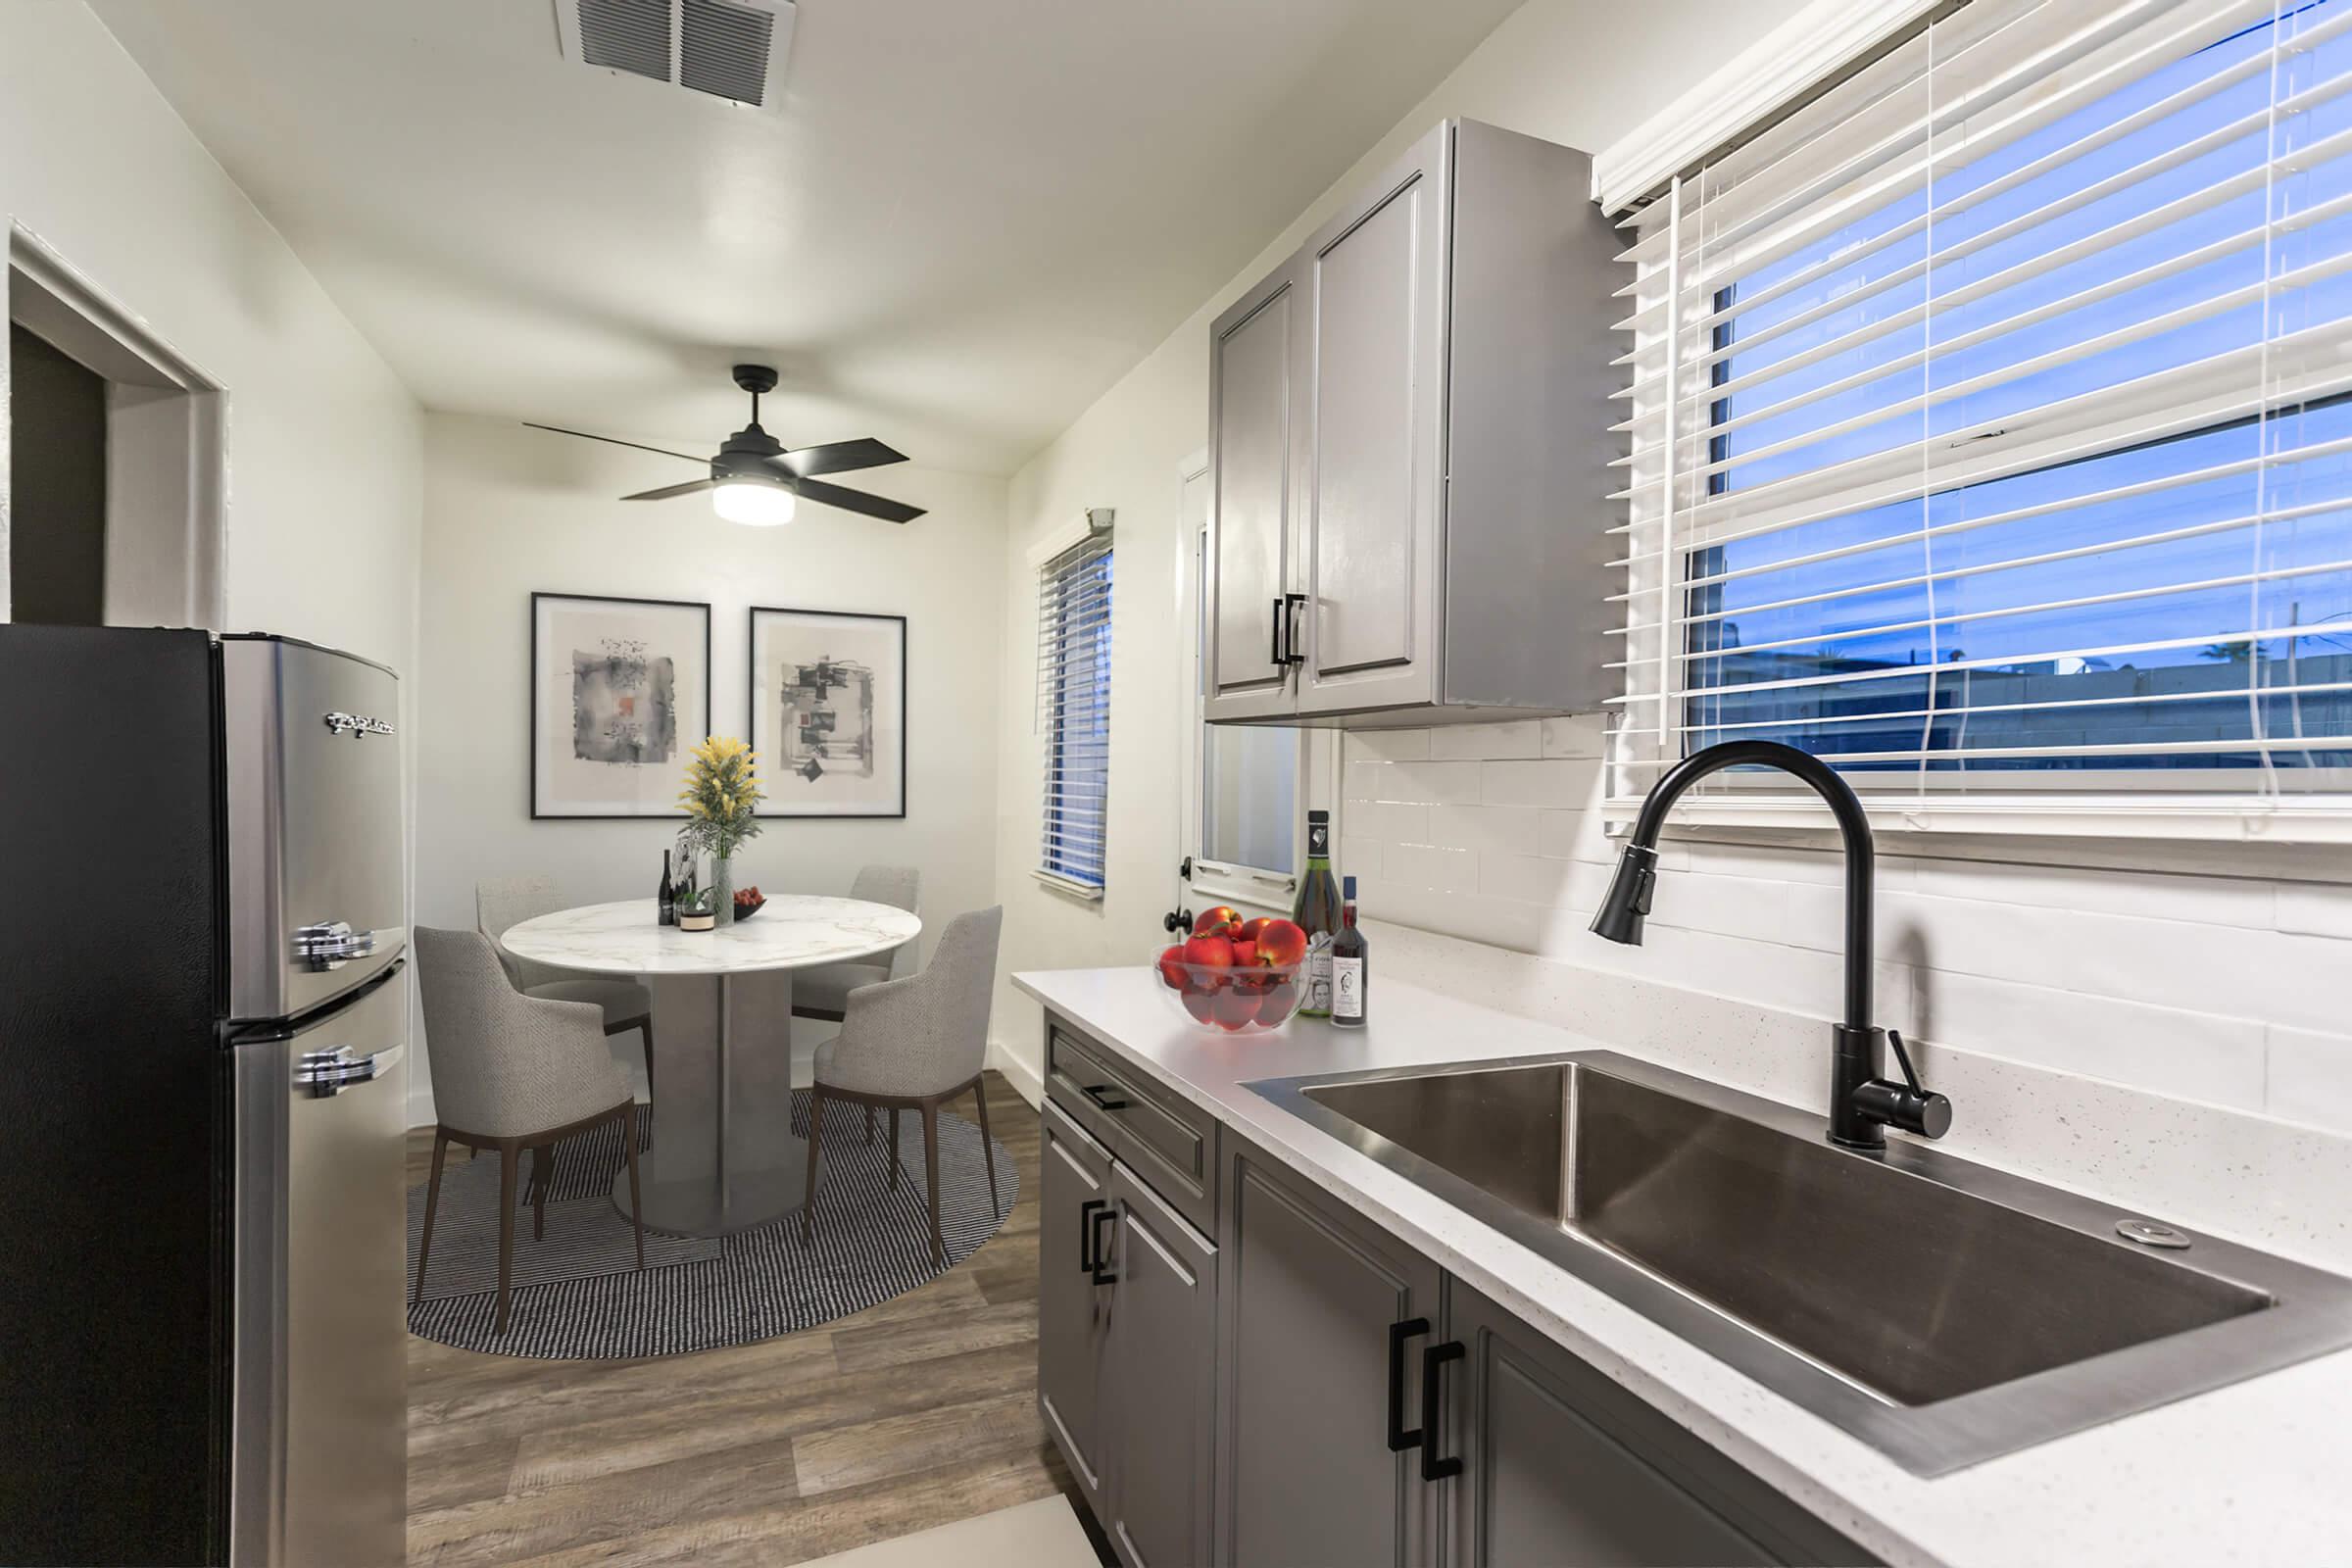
[1428,718,1542,760]
[1365,886,1544,953]
[1910,858,2276,928]
[1540,713,1608,759]
[1481,850,1577,905]
[1348,759,1483,806]
[2276,882,2352,941]
[1346,800,1429,844]
[1427,803,1542,856]
[1344,729,1430,763]
[1338,836,1384,880]
[1385,841,1480,895]
[2268,1026,2352,1138]
[1481,759,1603,809]
[1919,971,2268,1113]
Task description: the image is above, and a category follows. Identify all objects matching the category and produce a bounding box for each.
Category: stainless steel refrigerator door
[230,968,409,1568]
[224,635,407,1022]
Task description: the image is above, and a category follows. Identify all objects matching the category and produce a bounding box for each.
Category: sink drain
[2116,1218,2192,1250]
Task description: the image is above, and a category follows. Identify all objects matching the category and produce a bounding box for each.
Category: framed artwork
[748,606,907,818]
[530,592,712,819]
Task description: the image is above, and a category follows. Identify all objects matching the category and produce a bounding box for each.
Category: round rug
[406,1089,1018,1358]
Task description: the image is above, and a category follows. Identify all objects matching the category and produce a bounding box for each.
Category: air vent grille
[577,0,670,82]
[561,0,795,107]
[680,0,775,107]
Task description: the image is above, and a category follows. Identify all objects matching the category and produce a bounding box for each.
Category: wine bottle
[1293,808,1343,1018]
[658,850,676,927]
[1330,876,1368,1029]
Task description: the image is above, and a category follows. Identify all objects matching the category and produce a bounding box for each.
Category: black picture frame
[530,590,713,820]
[747,605,908,819]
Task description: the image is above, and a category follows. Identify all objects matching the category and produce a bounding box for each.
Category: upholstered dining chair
[478,876,659,1101]
[790,863,921,1023]
[413,926,645,1336]
[803,906,1003,1264]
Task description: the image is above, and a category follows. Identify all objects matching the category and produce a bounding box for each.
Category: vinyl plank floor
[406,1072,1097,1567]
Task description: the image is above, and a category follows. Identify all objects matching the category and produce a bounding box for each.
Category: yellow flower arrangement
[677,735,763,861]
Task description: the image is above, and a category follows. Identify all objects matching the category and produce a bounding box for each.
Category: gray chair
[413,926,645,1336]
[803,906,1004,1264]
[790,863,921,1022]
[477,876,659,1101]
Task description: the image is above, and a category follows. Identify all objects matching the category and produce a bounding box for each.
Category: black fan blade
[621,477,721,501]
[523,423,709,465]
[792,477,926,523]
[768,437,909,478]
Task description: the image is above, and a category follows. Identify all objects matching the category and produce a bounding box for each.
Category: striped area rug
[406,1091,1017,1358]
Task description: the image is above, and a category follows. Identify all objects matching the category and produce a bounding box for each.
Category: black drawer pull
[1270,596,1287,667]
[1089,1202,1119,1286]
[1078,1198,1105,1276]
[1082,1083,1130,1113]
[1387,1317,1430,1452]
[1420,1341,1465,1482]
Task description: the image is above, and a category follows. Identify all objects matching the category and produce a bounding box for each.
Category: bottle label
[1332,957,1364,1021]
[1304,942,1334,1013]
[1307,820,1330,858]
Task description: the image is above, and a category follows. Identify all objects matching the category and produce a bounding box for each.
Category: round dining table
[499,895,921,1238]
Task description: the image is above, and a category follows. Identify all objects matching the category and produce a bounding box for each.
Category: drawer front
[1047,1019,1218,1238]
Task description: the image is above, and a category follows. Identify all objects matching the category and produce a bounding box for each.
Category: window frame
[1596,0,2352,845]
[1034,516,1114,900]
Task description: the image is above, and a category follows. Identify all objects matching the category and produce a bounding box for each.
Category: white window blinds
[1038,527,1114,892]
[1608,0,2352,815]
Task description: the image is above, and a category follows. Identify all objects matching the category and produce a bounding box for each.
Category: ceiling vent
[558,0,796,108]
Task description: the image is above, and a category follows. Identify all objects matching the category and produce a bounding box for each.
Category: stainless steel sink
[1250,1052,2352,1475]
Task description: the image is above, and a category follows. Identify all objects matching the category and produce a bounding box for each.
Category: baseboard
[986,1035,1044,1108]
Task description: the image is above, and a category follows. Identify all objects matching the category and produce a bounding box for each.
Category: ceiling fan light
[713,479,796,526]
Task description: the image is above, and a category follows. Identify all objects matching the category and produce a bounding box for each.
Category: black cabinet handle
[1088,1203,1119,1286]
[1082,1083,1129,1113]
[1270,597,1288,668]
[1420,1341,1465,1482]
[1078,1198,1105,1275]
[1282,592,1307,666]
[1387,1317,1431,1452]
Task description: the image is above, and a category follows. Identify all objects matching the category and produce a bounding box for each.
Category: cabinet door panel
[1040,1101,1113,1512]
[1103,1164,1217,1568]
[1299,124,1446,715]
[1446,1284,1873,1568]
[1215,1138,1441,1568]
[1207,259,1306,720]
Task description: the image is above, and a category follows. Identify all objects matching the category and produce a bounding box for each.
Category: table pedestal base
[611,1139,817,1237]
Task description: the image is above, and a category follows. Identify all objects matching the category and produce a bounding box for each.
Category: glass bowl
[1151,942,1306,1033]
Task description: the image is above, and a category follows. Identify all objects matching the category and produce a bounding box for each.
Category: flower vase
[711,855,736,927]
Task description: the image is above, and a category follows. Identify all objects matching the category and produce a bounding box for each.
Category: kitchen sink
[1250,1052,2352,1474]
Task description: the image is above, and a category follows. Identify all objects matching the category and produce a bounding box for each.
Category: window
[1611,0,2352,823]
[1038,524,1114,894]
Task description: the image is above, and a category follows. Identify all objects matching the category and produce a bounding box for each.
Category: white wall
[0,5,425,1047]
[413,413,1007,1121]
[988,0,1811,1090]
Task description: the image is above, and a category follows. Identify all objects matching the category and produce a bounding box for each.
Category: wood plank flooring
[406,1072,1094,1566]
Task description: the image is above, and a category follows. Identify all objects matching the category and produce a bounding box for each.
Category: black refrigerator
[0,626,408,1567]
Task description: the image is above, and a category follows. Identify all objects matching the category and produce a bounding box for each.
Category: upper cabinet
[1205,120,1625,728]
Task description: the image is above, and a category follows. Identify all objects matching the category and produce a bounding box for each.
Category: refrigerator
[0,626,408,1567]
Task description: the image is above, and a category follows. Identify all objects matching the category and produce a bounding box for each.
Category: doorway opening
[4,227,224,629]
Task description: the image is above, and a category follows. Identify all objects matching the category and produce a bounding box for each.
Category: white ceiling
[91,0,1522,476]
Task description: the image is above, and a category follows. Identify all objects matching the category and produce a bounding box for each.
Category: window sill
[1031,867,1106,904]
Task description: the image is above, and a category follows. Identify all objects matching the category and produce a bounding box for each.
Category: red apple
[1252,918,1308,968]
[1255,977,1299,1025]
[1181,933,1236,973]
[1156,945,1189,991]
[1182,985,1219,1024]
[1211,985,1260,1030]
[1239,916,1276,945]
[1231,939,1259,969]
[1193,906,1245,940]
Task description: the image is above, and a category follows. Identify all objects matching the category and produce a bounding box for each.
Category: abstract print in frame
[531,592,712,818]
[749,607,906,818]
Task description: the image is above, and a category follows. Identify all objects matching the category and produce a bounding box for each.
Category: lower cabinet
[1038,1098,1219,1568]
[1214,1136,1444,1568]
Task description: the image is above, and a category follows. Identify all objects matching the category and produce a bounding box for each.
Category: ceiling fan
[525,365,925,526]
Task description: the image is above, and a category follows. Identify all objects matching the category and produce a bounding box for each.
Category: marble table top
[499,897,920,977]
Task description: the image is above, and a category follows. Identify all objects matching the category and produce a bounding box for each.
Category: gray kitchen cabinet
[1214,1133,1444,1568]
[1204,119,1625,729]
[1101,1161,1218,1568]
[1441,1282,1874,1568]
[1039,1100,1114,1515]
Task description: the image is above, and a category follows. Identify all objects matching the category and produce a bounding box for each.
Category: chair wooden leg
[621,1103,646,1272]
[971,1079,1001,1218]
[495,1143,519,1337]
[413,1129,450,1306]
[922,1102,946,1266]
[864,1104,875,1146]
[889,1107,902,1190]
[802,1085,826,1244]
[530,1143,555,1241]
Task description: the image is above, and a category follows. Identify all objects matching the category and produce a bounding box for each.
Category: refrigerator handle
[292,920,378,970]
[292,1042,405,1099]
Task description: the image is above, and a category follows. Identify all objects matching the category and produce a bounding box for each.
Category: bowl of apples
[1153,906,1310,1033]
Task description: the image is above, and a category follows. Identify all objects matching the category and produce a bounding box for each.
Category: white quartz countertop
[1012,965,2352,1568]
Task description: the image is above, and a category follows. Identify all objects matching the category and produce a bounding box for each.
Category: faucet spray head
[1590,843,1659,946]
